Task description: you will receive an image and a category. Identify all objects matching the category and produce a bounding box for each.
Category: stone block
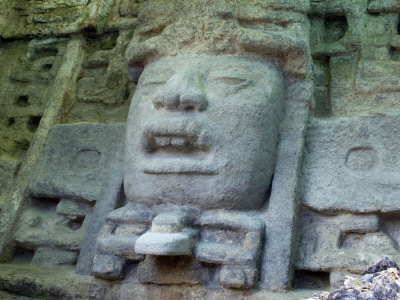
[135,230,197,256]
[91,254,125,280]
[303,113,400,213]
[137,256,209,285]
[31,247,78,266]
[220,265,257,289]
[56,199,90,220]
[296,208,399,274]
[29,123,125,202]
[96,235,144,261]
[195,210,264,265]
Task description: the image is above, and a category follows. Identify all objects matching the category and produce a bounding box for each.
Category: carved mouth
[146,135,208,154]
[139,119,217,175]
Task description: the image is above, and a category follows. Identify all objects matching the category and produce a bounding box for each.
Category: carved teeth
[151,136,195,153]
[170,137,188,147]
[154,137,171,147]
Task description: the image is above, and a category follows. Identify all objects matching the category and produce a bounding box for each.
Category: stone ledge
[0,263,90,299]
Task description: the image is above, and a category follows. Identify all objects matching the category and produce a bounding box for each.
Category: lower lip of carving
[142,158,218,175]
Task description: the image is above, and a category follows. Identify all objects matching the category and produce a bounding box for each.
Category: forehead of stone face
[126,0,310,80]
[137,56,284,94]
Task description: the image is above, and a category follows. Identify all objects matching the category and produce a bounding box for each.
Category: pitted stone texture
[91,254,125,280]
[0,0,113,39]
[151,211,189,233]
[126,0,310,79]
[308,259,400,300]
[29,123,124,202]
[195,210,264,266]
[296,208,399,274]
[0,158,20,207]
[137,256,209,285]
[125,56,285,210]
[220,265,258,289]
[31,247,78,266]
[303,113,400,213]
[135,229,197,256]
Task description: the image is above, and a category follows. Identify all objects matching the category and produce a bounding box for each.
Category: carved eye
[215,77,249,86]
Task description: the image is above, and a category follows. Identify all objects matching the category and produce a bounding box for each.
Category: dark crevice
[67,216,85,231]
[293,270,331,289]
[324,15,347,43]
[31,197,60,210]
[7,117,15,126]
[15,95,29,107]
[13,245,34,263]
[27,115,42,132]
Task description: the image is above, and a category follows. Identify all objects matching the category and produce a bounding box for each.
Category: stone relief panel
[309,0,400,117]
[88,0,312,297]
[303,113,400,213]
[67,30,135,124]
[12,123,124,268]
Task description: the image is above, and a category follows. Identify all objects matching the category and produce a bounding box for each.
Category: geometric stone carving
[303,113,400,213]
[29,123,124,202]
[296,208,399,274]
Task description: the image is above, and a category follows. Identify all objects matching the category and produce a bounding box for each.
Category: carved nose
[152,70,207,111]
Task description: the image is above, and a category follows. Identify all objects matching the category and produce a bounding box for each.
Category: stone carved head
[124,0,310,210]
[125,55,285,209]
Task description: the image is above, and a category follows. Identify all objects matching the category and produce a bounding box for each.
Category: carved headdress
[126,0,311,80]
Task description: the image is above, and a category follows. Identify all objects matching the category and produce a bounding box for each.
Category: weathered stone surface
[135,230,197,256]
[303,113,400,213]
[75,131,125,275]
[0,263,90,299]
[308,258,400,300]
[137,256,209,285]
[126,0,311,79]
[220,265,258,289]
[364,257,400,275]
[96,235,144,261]
[125,55,286,210]
[195,210,264,265]
[0,158,20,209]
[0,0,114,39]
[261,80,312,291]
[91,254,125,280]
[29,123,124,202]
[56,199,90,220]
[296,208,399,274]
[32,247,78,266]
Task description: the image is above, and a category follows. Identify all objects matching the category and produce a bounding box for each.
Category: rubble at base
[308,258,400,300]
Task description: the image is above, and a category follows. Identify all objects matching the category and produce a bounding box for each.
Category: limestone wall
[0,0,400,298]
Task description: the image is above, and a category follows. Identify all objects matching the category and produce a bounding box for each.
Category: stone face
[29,123,125,202]
[125,55,286,210]
[303,113,400,213]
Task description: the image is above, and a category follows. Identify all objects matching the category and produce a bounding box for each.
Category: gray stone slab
[303,112,400,213]
[74,124,125,275]
[261,81,312,291]
[29,122,125,202]
[296,207,399,274]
